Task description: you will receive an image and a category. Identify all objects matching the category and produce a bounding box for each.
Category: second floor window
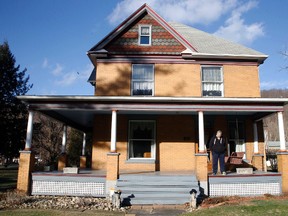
[132,64,154,96]
[139,25,151,45]
[202,66,223,97]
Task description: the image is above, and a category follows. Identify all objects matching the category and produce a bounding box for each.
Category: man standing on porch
[209,130,227,175]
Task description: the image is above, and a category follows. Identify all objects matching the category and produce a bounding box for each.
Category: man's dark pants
[212,151,225,174]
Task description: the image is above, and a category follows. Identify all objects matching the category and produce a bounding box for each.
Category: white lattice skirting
[210,182,281,197]
[32,175,106,197]
[209,175,282,197]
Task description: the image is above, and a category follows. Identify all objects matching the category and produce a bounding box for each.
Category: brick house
[17,4,288,203]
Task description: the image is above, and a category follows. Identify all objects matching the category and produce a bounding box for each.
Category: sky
[0,0,288,96]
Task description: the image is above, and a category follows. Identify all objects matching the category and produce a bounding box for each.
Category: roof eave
[17,95,288,106]
[182,52,268,64]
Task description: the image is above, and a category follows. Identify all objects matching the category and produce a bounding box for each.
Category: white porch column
[253,122,259,154]
[82,132,86,156]
[24,111,34,150]
[110,110,117,152]
[278,111,286,151]
[61,125,67,153]
[198,111,205,152]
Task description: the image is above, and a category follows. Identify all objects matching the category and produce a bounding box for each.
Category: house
[17,4,288,204]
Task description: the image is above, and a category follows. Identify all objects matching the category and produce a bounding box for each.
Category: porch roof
[18,96,288,132]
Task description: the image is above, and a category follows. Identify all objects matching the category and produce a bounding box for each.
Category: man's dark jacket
[209,136,226,153]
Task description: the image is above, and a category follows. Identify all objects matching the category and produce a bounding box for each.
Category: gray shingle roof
[169,22,266,57]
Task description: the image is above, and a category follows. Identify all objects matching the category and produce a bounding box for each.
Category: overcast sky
[1,0,288,95]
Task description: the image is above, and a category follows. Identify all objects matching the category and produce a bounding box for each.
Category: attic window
[139,25,151,45]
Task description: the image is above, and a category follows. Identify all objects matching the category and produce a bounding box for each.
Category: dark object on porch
[225,152,253,172]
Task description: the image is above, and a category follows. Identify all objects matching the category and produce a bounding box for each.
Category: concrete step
[121,192,192,198]
[119,174,197,182]
[122,198,190,205]
[117,181,198,187]
[116,173,198,205]
[116,187,198,193]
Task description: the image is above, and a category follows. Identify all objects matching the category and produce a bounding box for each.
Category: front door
[228,120,246,159]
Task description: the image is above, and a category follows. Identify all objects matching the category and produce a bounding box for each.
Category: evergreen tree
[0,41,33,162]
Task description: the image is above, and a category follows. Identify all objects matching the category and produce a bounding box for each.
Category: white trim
[110,110,117,152]
[138,25,152,46]
[253,122,259,154]
[190,52,268,59]
[278,111,286,151]
[24,111,34,150]
[198,111,205,152]
[17,95,288,104]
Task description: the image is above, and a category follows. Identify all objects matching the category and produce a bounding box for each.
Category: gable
[104,13,186,55]
[88,4,267,64]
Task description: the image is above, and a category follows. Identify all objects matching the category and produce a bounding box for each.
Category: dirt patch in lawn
[200,193,288,209]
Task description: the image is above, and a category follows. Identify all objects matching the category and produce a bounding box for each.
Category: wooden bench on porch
[225,152,253,171]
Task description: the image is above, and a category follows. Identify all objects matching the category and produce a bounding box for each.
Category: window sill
[138,43,152,46]
[125,159,155,164]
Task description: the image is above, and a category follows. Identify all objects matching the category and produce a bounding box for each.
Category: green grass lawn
[2,200,288,216]
[183,199,288,216]
[0,209,124,216]
[0,165,18,192]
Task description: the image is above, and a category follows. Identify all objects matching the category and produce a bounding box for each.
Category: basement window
[139,25,151,45]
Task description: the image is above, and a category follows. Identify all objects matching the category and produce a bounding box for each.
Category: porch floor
[32,169,195,177]
[33,169,106,177]
[119,170,195,176]
[208,170,281,178]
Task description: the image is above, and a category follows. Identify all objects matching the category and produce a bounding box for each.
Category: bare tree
[261,89,288,141]
[32,112,63,167]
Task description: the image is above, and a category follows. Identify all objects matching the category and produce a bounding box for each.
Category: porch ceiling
[18,96,287,132]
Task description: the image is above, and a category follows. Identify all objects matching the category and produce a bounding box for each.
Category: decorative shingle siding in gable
[105,14,185,55]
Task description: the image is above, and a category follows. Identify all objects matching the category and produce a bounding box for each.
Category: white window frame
[201,66,224,97]
[228,139,246,159]
[131,64,155,96]
[138,25,152,46]
[127,120,156,161]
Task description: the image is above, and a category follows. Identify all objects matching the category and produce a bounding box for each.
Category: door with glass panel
[228,120,246,159]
